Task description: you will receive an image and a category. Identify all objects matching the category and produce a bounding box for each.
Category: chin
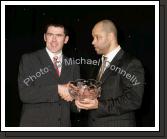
[50,48,60,53]
[95,48,101,54]
[96,50,102,55]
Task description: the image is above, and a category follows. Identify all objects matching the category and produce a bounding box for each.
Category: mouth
[51,42,58,47]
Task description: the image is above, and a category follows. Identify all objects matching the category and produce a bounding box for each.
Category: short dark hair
[44,22,69,36]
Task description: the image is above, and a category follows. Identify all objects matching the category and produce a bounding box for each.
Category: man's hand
[75,99,98,110]
[58,83,73,102]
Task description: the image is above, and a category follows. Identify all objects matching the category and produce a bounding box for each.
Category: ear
[44,34,46,42]
[108,32,115,41]
[64,35,69,44]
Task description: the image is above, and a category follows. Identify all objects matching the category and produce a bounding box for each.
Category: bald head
[92,19,119,55]
[94,19,117,38]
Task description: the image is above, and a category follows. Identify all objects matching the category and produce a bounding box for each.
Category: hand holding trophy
[68,79,102,110]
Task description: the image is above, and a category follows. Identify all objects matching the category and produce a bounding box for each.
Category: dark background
[5,5,155,127]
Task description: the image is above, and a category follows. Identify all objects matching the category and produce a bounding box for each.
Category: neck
[104,42,119,55]
[46,47,62,55]
[52,50,62,55]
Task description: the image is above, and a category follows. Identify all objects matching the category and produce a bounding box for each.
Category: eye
[46,33,65,37]
[95,36,101,41]
[57,34,64,37]
[46,33,53,37]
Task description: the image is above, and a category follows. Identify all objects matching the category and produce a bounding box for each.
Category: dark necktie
[96,56,107,81]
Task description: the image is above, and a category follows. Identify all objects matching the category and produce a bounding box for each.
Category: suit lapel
[100,49,125,83]
[38,49,59,81]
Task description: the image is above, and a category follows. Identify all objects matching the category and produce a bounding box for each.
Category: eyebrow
[46,33,65,35]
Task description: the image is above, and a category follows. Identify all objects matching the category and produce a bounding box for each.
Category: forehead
[47,26,65,34]
[92,24,106,36]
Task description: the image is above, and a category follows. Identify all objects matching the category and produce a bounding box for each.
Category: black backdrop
[5,5,155,127]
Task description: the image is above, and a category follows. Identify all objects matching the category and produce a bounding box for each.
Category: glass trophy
[68,79,102,101]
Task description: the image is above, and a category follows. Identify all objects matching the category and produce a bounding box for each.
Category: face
[44,26,69,53]
[92,23,111,55]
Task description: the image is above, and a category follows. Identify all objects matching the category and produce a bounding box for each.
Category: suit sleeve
[98,59,145,116]
[18,54,60,104]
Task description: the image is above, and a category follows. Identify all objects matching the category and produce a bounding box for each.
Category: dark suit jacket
[88,49,145,127]
[18,48,80,127]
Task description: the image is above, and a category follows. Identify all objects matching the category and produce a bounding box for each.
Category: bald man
[75,19,145,127]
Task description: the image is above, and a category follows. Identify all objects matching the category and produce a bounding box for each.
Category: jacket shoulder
[122,51,142,64]
[21,49,44,60]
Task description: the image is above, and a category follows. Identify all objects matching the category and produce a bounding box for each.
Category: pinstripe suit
[18,48,80,127]
[88,49,144,127]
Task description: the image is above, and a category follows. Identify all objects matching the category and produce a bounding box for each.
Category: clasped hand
[58,83,99,110]
[58,83,73,102]
[75,99,98,110]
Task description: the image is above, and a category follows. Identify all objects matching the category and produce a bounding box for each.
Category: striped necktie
[53,56,60,76]
[96,56,107,81]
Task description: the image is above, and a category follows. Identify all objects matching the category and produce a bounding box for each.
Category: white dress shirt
[103,45,121,71]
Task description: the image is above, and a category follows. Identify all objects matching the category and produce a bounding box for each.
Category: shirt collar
[103,45,121,63]
[46,47,63,62]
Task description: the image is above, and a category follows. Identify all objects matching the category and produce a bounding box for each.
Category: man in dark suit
[18,22,80,127]
[75,19,145,127]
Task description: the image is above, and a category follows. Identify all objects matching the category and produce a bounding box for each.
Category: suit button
[92,119,95,122]
[58,118,61,121]
[59,103,61,106]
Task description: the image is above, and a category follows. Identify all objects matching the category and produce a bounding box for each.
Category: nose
[92,39,96,46]
[52,35,57,41]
